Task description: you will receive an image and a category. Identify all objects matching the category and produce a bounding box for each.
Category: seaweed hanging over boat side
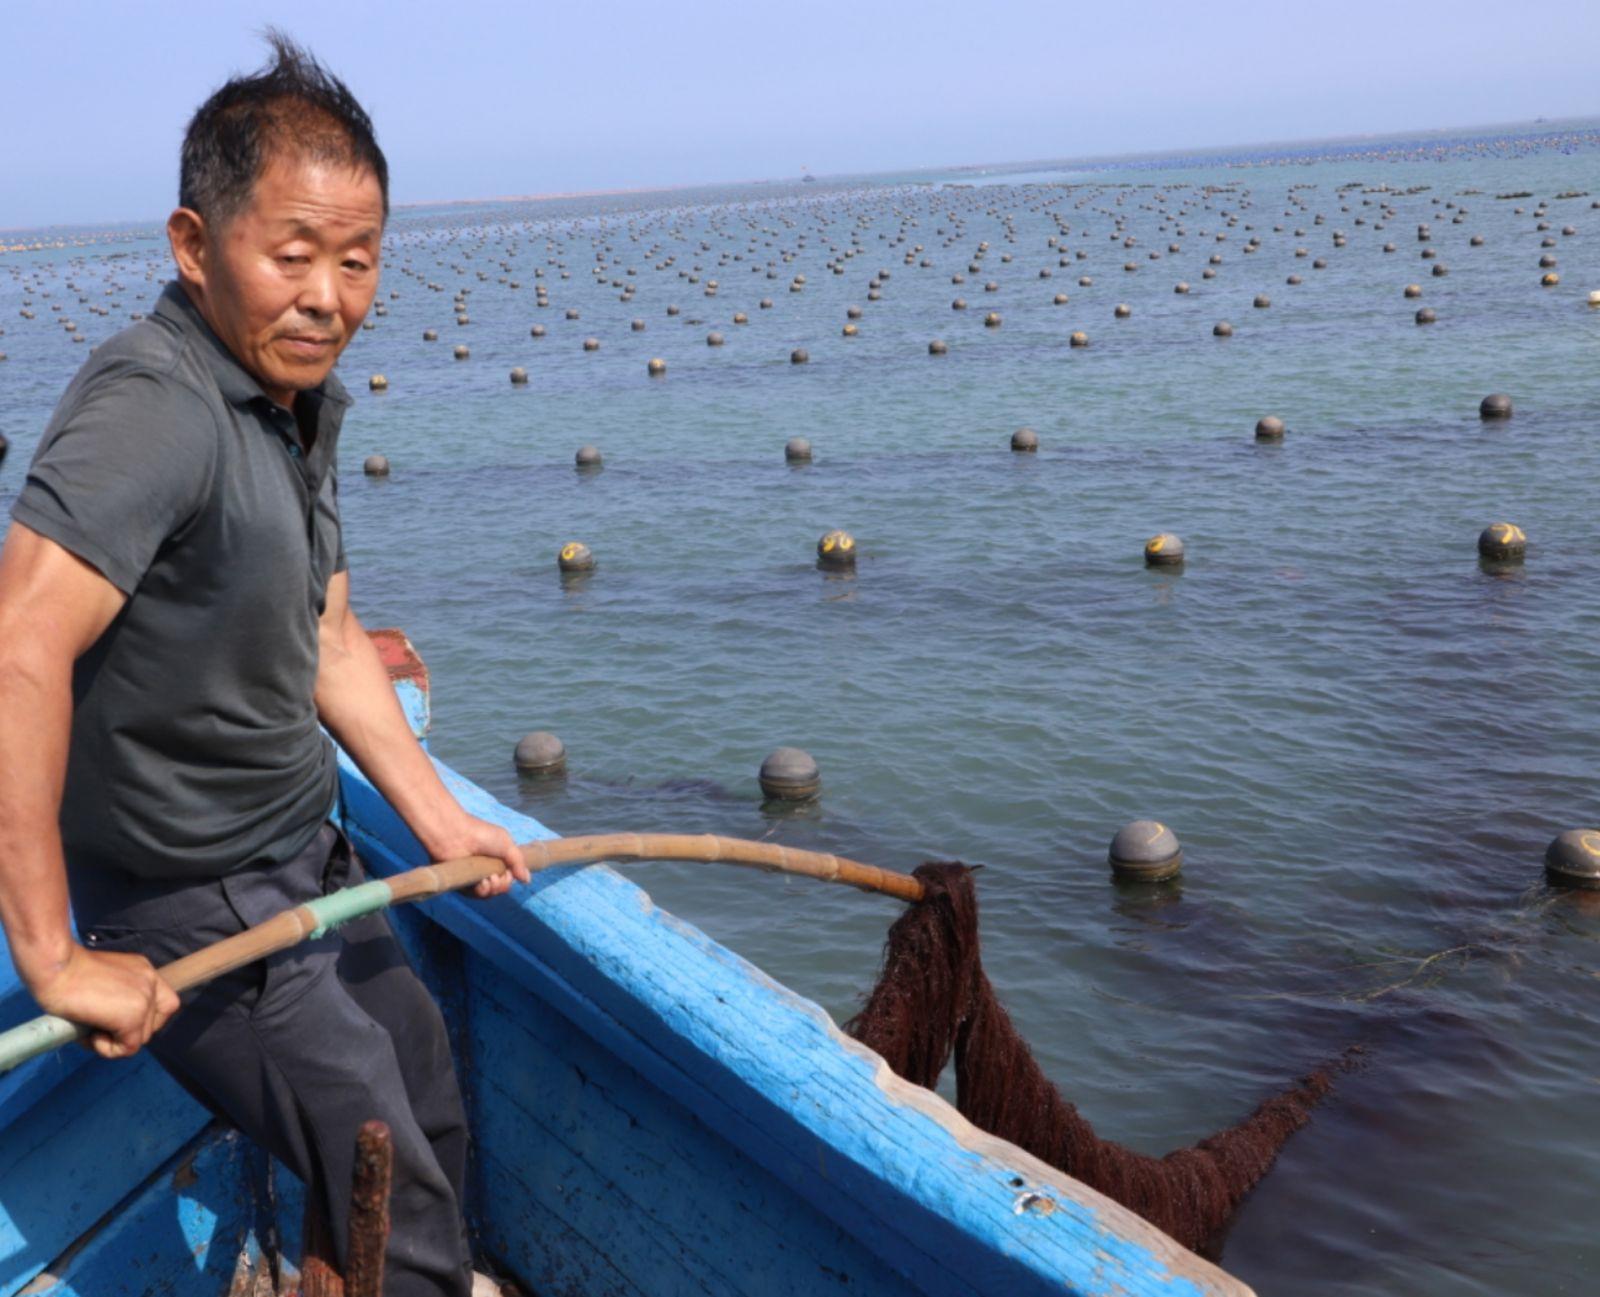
[844,862,1348,1256]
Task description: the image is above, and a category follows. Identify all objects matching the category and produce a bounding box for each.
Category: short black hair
[179,28,389,230]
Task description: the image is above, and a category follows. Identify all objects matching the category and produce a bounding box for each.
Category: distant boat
[801,164,817,183]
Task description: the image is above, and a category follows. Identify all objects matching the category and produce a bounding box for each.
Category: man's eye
[344,260,371,272]
[279,255,309,266]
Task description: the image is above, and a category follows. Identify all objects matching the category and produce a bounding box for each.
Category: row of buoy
[508,726,1600,892]
[536,519,1529,578]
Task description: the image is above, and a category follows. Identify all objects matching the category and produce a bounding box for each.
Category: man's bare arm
[0,522,179,1056]
[313,570,528,897]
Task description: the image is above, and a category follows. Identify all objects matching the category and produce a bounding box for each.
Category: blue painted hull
[0,650,1250,1296]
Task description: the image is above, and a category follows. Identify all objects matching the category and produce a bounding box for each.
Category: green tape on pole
[0,1013,84,1075]
[303,879,396,939]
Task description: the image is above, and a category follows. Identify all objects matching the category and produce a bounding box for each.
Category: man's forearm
[0,651,78,988]
[314,608,464,853]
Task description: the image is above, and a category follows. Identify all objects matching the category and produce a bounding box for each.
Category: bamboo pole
[0,833,924,1075]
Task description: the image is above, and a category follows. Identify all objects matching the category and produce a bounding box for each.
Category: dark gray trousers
[75,821,473,1297]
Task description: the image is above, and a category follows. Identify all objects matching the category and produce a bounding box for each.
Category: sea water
[3,121,1599,1294]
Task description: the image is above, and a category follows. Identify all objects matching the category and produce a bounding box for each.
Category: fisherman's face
[189,154,384,409]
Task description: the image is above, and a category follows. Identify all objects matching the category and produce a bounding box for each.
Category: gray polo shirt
[12,280,351,888]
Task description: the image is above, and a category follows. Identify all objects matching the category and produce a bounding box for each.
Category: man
[0,33,525,1297]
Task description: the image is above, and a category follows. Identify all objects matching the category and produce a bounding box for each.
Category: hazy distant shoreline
[5,112,1596,236]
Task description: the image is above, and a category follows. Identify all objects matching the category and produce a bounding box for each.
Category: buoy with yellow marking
[1144,533,1184,567]
[368,374,388,391]
[647,357,666,376]
[1109,820,1183,882]
[514,731,567,777]
[1478,522,1526,562]
[1545,830,1600,889]
[817,529,856,570]
[558,541,596,573]
[759,747,821,802]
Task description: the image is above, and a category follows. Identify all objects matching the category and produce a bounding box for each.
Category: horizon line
[4,110,1595,236]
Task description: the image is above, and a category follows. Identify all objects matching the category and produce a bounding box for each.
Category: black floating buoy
[707,331,725,346]
[984,311,1002,327]
[647,357,667,376]
[1479,393,1513,420]
[1255,415,1285,442]
[1253,294,1271,308]
[531,324,547,337]
[0,432,7,472]
[453,344,470,359]
[1478,522,1526,561]
[1213,321,1234,337]
[1415,307,1436,324]
[1114,303,1131,318]
[363,454,390,477]
[1175,281,1190,294]
[575,445,602,470]
[1011,427,1038,453]
[558,541,596,573]
[422,329,438,341]
[1404,284,1422,298]
[1109,820,1183,882]
[791,348,809,364]
[514,731,567,776]
[1545,829,1600,889]
[369,374,388,391]
[785,437,813,463]
[1144,533,1184,566]
[928,338,949,355]
[758,747,821,802]
[817,529,856,569]
[510,367,529,385]
[583,337,600,352]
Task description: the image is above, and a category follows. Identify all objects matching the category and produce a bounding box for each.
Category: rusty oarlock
[298,1120,394,1297]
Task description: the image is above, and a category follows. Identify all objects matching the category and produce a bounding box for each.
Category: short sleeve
[319,459,346,575]
[11,370,216,596]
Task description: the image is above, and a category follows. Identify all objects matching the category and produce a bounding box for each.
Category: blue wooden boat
[0,631,1251,1297]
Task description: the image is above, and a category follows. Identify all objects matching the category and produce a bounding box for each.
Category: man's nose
[296,259,339,320]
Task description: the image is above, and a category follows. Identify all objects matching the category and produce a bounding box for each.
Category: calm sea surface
[5,123,1600,1294]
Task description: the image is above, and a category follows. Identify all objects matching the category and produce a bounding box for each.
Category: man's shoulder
[52,315,222,439]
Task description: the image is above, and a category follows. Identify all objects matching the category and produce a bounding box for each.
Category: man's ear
[167,207,209,290]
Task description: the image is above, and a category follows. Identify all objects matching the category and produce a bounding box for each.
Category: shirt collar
[154,281,354,414]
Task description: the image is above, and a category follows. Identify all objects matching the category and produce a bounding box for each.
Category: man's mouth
[281,335,336,357]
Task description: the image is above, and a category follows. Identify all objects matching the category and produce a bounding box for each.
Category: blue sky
[2,0,1595,228]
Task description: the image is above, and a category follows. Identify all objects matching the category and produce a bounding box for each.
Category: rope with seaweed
[0,835,1346,1256]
